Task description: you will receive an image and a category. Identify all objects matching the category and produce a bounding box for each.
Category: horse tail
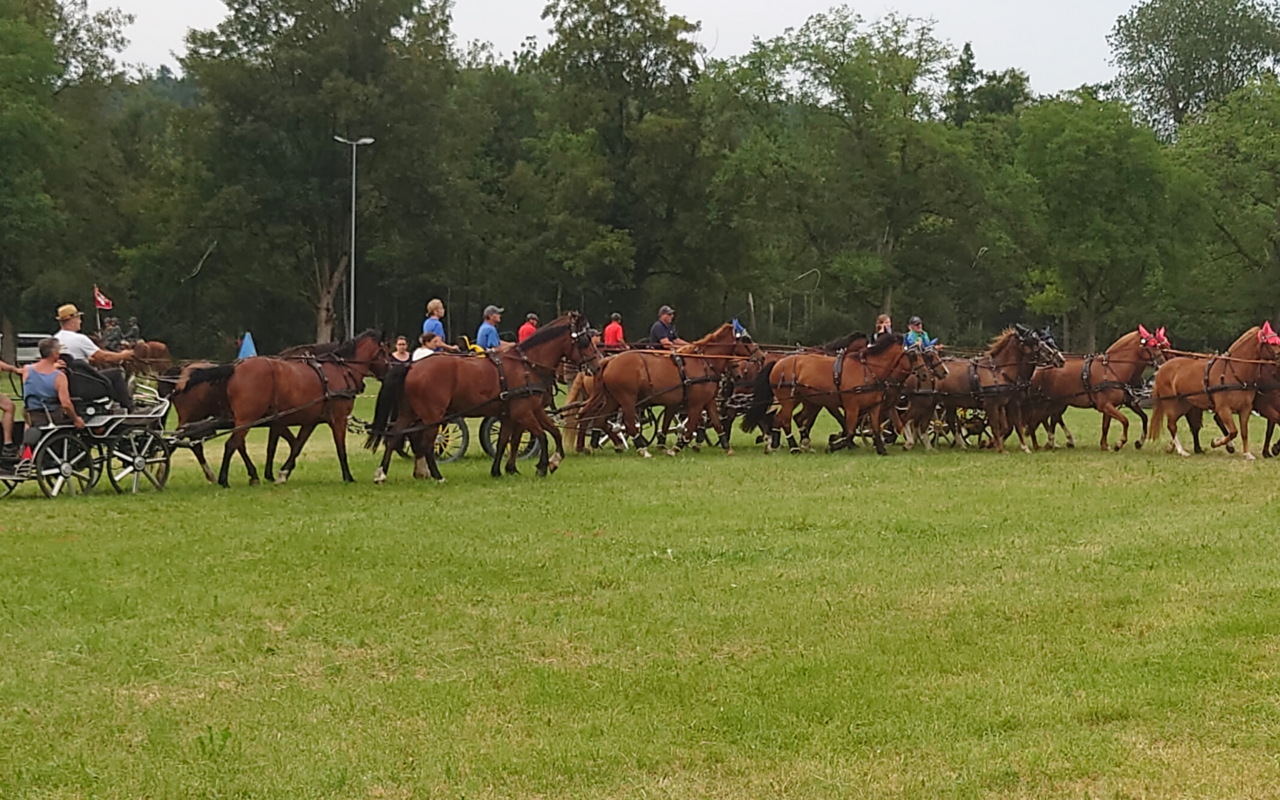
[365,365,407,452]
[740,362,776,433]
[1146,398,1165,445]
[183,364,236,392]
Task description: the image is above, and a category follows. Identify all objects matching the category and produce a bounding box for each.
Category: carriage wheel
[928,407,955,448]
[434,421,469,464]
[480,417,540,460]
[107,428,171,494]
[957,408,989,447]
[34,431,99,498]
[637,407,661,444]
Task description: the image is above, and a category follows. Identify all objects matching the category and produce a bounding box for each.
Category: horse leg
[946,407,965,449]
[276,424,317,484]
[264,426,281,484]
[1127,400,1148,450]
[491,419,512,478]
[1006,401,1031,454]
[238,440,261,487]
[193,442,217,483]
[1100,403,1129,451]
[705,401,732,456]
[217,429,250,488]
[512,407,551,477]
[867,404,888,456]
[986,403,1008,454]
[771,398,796,455]
[1266,420,1277,459]
[421,424,446,482]
[535,406,566,472]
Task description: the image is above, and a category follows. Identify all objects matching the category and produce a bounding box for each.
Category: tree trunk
[1081,305,1098,354]
[882,285,893,316]
[315,255,348,343]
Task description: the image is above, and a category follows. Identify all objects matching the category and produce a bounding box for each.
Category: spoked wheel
[107,428,171,494]
[480,416,540,460]
[957,408,990,447]
[34,431,100,498]
[434,420,470,464]
[638,407,661,445]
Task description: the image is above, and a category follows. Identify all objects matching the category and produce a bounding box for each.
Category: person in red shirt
[600,312,627,350]
[517,312,539,343]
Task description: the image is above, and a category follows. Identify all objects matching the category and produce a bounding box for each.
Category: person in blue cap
[903,316,931,348]
[476,305,503,350]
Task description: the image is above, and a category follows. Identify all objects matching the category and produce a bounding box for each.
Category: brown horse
[126,341,174,377]
[742,335,945,456]
[900,326,1063,454]
[1186,358,1280,457]
[182,330,389,486]
[1025,326,1171,452]
[574,324,761,457]
[160,362,296,484]
[1147,324,1280,459]
[366,313,598,482]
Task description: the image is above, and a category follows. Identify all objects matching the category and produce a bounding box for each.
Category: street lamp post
[334,135,375,339]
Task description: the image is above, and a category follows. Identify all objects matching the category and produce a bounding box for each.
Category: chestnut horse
[160,362,298,484]
[366,313,598,482]
[126,341,174,377]
[900,326,1063,454]
[574,324,761,457]
[742,335,945,457]
[1025,326,1171,452]
[1186,358,1280,457]
[1148,324,1280,459]
[183,330,389,486]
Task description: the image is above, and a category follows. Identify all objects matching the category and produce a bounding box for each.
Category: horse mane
[1107,330,1142,354]
[333,329,382,359]
[280,341,341,357]
[182,363,236,393]
[820,332,868,353]
[519,320,574,351]
[987,328,1018,352]
[1226,326,1262,356]
[694,323,735,346]
[863,332,903,357]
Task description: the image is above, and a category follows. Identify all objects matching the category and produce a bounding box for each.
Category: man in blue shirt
[422,298,447,339]
[903,316,931,348]
[476,305,503,349]
[649,305,688,348]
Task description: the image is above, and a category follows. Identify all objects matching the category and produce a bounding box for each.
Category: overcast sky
[90,0,1134,94]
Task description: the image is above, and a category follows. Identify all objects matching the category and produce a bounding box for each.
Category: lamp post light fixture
[334,135,375,339]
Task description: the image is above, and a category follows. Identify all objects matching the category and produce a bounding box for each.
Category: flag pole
[94,286,101,333]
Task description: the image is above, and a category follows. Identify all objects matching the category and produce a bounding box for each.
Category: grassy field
[3,395,1280,798]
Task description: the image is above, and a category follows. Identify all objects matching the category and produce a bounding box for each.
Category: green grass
[4,397,1280,798]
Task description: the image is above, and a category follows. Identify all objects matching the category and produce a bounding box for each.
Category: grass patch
[3,401,1280,798]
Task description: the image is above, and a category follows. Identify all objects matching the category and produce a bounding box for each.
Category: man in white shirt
[54,304,136,410]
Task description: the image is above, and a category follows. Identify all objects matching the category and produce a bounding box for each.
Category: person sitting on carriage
[476,305,503,350]
[649,305,688,349]
[602,312,628,350]
[872,314,893,344]
[903,316,932,349]
[518,312,539,343]
[0,358,22,458]
[54,304,136,412]
[22,338,85,431]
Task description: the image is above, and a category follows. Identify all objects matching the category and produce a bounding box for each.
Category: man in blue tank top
[23,338,85,429]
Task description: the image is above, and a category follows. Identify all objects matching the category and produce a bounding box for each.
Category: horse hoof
[549,454,563,470]
[374,469,386,484]
[638,448,652,458]
[1227,445,1237,455]
[537,469,548,478]
[690,444,702,453]
[665,449,679,457]
[1134,440,1143,450]
[1245,452,1257,462]
[725,448,735,456]
[437,478,447,485]
[249,478,260,487]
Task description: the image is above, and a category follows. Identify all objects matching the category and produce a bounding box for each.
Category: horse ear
[1156,326,1168,345]
[1138,324,1152,340]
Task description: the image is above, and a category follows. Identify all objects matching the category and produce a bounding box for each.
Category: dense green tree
[1110,0,1280,133]
[1018,93,1195,351]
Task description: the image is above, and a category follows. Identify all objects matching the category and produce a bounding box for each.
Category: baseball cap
[909,316,922,326]
[527,312,539,322]
[56,304,83,321]
[484,305,504,317]
[658,305,675,316]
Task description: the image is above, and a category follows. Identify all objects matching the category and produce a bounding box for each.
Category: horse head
[1260,321,1280,361]
[1138,324,1173,366]
[1017,324,1064,368]
[922,339,948,379]
[567,311,602,373]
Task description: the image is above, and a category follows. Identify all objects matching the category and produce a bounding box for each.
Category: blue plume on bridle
[733,319,748,338]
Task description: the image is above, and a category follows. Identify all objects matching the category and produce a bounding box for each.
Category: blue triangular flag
[732,318,747,337]
[237,331,258,359]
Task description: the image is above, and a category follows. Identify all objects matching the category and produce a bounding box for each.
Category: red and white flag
[94,285,113,310]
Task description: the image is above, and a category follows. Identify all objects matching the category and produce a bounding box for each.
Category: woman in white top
[412,332,442,361]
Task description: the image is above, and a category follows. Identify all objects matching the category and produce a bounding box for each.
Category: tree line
[3,0,1280,360]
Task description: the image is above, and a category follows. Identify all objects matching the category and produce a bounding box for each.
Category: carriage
[0,385,172,498]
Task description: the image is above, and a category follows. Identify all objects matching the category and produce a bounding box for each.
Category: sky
[90,0,1135,94]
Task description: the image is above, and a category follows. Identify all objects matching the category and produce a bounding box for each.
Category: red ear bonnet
[1261,322,1280,346]
[1156,327,1169,347]
[1138,324,1152,341]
